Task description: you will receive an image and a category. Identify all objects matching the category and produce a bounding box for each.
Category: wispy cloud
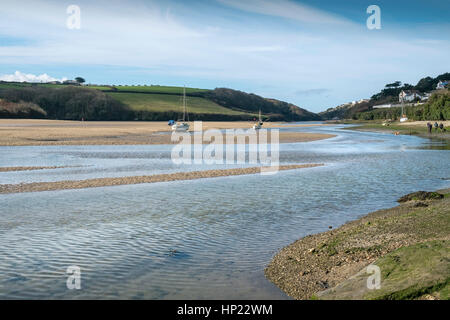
[295,88,330,96]
[218,0,351,25]
[227,45,285,53]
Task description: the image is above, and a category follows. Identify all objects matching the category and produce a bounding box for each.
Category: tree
[75,77,86,84]
[385,81,401,88]
[415,76,434,92]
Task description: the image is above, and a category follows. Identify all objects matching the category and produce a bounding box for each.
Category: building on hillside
[373,104,392,109]
[62,80,80,85]
[350,99,370,105]
[421,92,431,101]
[436,80,449,90]
[399,90,422,103]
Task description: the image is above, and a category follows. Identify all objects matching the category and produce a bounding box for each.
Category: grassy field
[107,92,252,115]
[98,85,209,94]
[0,82,112,91]
[0,82,208,94]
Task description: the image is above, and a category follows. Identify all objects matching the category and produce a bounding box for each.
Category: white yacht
[172,86,190,132]
[399,104,408,123]
[253,109,263,130]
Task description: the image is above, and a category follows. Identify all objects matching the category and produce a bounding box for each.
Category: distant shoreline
[338,120,450,142]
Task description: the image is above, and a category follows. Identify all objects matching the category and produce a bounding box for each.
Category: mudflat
[0,120,334,146]
[0,163,323,194]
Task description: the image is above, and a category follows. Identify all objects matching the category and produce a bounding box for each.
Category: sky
[0,0,449,112]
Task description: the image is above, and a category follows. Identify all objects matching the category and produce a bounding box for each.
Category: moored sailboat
[252,109,263,130]
[172,86,190,132]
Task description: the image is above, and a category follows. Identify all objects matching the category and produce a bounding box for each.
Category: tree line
[0,85,322,121]
[0,86,134,120]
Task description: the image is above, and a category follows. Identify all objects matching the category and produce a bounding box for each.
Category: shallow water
[0,124,449,299]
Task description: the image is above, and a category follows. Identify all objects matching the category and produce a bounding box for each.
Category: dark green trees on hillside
[0,86,133,120]
[198,88,321,121]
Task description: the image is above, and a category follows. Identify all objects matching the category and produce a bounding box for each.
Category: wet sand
[0,120,334,146]
[0,163,323,194]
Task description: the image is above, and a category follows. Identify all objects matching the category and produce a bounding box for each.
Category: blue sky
[0,0,449,112]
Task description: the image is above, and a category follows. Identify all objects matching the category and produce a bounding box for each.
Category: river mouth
[0,124,449,299]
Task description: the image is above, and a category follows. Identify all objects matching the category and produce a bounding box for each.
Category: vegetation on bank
[0,99,47,118]
[364,241,449,300]
[320,72,450,121]
[265,189,450,300]
[0,82,319,121]
[351,91,450,121]
[343,121,450,144]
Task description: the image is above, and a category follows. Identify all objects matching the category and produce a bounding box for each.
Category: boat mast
[183,86,186,122]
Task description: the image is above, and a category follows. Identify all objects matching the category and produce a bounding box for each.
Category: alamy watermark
[170,121,280,175]
[367,5,381,30]
[66,5,81,30]
[66,265,81,290]
[366,264,381,289]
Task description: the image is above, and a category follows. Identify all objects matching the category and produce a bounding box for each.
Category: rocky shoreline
[265,189,450,300]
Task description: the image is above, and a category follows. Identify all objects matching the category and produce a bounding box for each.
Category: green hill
[0,82,319,121]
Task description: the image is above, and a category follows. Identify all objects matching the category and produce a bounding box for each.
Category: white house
[399,90,422,103]
[350,98,369,105]
[373,104,393,109]
[421,92,431,101]
[436,80,449,90]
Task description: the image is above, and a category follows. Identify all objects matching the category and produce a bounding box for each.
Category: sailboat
[399,103,408,123]
[252,109,263,130]
[172,86,190,132]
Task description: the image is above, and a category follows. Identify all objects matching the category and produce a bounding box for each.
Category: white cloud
[0,71,67,83]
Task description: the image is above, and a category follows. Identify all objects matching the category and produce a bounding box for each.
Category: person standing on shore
[434,122,439,132]
[427,122,432,133]
[439,123,445,132]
